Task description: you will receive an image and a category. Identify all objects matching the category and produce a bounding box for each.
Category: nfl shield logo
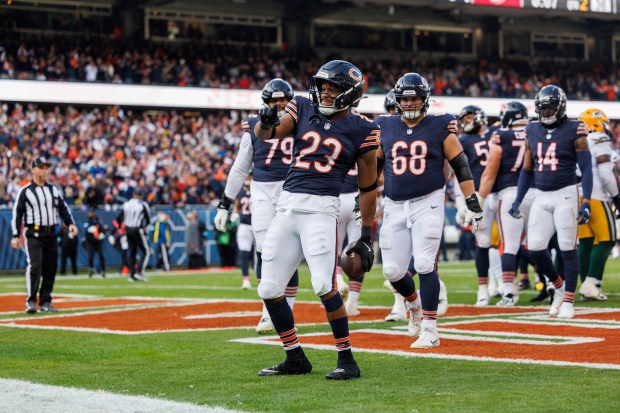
[324,123,331,130]
[407,129,412,135]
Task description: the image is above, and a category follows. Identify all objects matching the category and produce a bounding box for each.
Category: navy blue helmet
[500,101,528,127]
[310,60,365,116]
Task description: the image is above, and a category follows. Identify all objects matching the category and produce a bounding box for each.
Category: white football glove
[464,194,484,233]
[455,196,468,228]
[214,208,229,232]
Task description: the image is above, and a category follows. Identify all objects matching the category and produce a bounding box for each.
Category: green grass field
[1,259,619,413]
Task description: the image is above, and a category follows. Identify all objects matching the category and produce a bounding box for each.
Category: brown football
[340,243,365,279]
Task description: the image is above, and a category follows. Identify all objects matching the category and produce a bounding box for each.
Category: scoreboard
[439,0,619,13]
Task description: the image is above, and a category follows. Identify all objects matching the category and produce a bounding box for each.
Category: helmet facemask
[311,78,359,116]
[396,94,429,120]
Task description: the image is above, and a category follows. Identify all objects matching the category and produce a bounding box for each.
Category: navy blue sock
[418,270,440,317]
[265,298,299,352]
[518,245,529,274]
[287,269,299,287]
[475,247,490,279]
[256,252,262,280]
[561,249,579,294]
[529,249,562,287]
[240,251,250,276]
[501,252,517,278]
[390,273,416,297]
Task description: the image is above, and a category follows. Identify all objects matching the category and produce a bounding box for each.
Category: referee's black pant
[126,227,150,276]
[25,228,58,306]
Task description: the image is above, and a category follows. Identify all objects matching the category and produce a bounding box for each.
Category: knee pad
[254,230,267,253]
[310,275,332,296]
[257,280,283,300]
[383,265,404,283]
[475,231,491,249]
[414,257,435,275]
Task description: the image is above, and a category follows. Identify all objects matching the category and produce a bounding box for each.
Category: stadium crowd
[1,101,620,209]
[1,36,620,100]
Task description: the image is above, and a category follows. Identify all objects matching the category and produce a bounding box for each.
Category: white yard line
[0,378,242,413]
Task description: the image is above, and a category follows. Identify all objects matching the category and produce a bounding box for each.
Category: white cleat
[407,306,423,337]
[557,302,575,319]
[411,327,440,349]
[496,293,515,307]
[475,286,489,307]
[549,285,564,316]
[241,279,252,290]
[488,277,500,298]
[385,296,407,322]
[134,273,148,282]
[345,298,360,317]
[255,317,275,335]
[579,277,601,300]
[438,279,448,316]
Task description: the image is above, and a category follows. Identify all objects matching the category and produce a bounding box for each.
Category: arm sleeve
[11,186,27,237]
[514,168,533,205]
[55,186,75,226]
[224,132,254,200]
[577,151,593,200]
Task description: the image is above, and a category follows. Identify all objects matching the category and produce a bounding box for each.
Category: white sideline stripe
[441,317,620,330]
[185,311,262,319]
[0,378,240,413]
[232,330,620,371]
[437,328,603,345]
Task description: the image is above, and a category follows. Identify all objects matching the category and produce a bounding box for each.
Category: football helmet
[384,89,398,114]
[261,78,294,118]
[310,60,365,116]
[534,85,567,126]
[500,101,528,128]
[458,105,487,133]
[579,108,609,133]
[394,73,431,120]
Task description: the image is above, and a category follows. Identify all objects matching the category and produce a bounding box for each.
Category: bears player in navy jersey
[375,73,483,349]
[479,101,534,306]
[253,60,379,379]
[214,78,300,334]
[510,85,593,319]
[234,178,254,290]
[454,105,499,307]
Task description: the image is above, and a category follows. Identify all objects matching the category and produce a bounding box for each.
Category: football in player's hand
[340,243,365,279]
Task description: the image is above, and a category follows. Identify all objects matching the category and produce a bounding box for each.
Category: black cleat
[531,288,550,303]
[25,301,37,314]
[258,357,312,376]
[325,362,361,380]
[518,280,531,290]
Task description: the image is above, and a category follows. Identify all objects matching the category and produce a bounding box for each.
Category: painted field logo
[0,294,617,370]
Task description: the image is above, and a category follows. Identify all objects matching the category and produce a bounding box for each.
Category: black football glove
[258,105,280,130]
[347,233,374,273]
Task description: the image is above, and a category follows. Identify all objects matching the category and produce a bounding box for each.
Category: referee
[11,157,78,314]
[117,188,152,281]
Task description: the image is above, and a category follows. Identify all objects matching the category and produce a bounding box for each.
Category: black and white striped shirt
[120,198,152,229]
[11,182,75,237]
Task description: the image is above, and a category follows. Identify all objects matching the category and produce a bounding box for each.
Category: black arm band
[218,195,233,210]
[377,157,385,175]
[449,152,473,183]
[270,127,277,139]
[359,180,377,193]
[361,226,372,242]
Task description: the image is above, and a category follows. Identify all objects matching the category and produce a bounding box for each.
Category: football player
[253,60,379,379]
[509,85,593,319]
[479,101,534,306]
[577,108,620,300]
[376,73,483,348]
[454,105,498,307]
[233,177,254,290]
[214,78,300,334]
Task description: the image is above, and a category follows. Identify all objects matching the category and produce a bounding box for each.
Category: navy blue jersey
[490,127,528,191]
[526,120,588,191]
[341,165,359,194]
[282,96,380,197]
[236,187,252,225]
[458,126,497,191]
[242,116,294,182]
[377,113,456,201]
